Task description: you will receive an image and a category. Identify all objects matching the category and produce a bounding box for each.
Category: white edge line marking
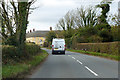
[76,60,83,64]
[85,66,98,76]
[72,57,75,59]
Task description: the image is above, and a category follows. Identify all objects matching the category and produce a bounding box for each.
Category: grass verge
[67,49,120,61]
[43,47,51,49]
[0,66,2,80]
[2,50,48,78]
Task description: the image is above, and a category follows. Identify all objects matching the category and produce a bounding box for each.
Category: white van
[51,38,66,54]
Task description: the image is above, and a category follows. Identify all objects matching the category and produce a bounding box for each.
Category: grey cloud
[28,0,118,31]
[29,4,75,23]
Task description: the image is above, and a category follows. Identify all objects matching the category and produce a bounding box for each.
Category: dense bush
[43,42,49,47]
[25,43,40,56]
[87,35,103,43]
[2,45,19,64]
[74,42,119,56]
[46,31,56,45]
[2,43,41,64]
[76,27,99,43]
[2,36,18,46]
[111,26,120,41]
[98,29,113,42]
[65,38,72,48]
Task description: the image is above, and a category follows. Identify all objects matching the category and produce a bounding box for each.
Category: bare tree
[56,11,75,31]
[56,6,98,31]
[75,6,98,28]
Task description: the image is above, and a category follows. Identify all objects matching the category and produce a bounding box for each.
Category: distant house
[26,30,49,46]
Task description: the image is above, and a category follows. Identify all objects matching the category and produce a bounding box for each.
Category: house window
[40,39,42,42]
[40,44,43,46]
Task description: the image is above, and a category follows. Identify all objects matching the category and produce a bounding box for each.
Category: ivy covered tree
[96,0,113,42]
[0,0,36,53]
[96,0,113,29]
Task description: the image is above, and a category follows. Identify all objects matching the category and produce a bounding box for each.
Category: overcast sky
[27,0,120,32]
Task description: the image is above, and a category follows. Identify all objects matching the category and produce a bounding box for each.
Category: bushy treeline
[2,43,41,64]
[45,0,120,48]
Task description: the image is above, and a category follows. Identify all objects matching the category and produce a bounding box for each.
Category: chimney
[33,28,35,32]
[30,30,32,33]
[50,27,52,31]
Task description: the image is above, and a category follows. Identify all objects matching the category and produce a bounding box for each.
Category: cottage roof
[26,30,49,38]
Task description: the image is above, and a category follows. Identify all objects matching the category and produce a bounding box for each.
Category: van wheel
[52,53,55,55]
[63,51,65,55]
[52,51,55,55]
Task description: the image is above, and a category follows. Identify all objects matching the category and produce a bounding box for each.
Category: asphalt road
[27,48,118,78]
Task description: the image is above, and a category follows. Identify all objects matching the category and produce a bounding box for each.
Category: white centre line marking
[76,60,83,64]
[85,66,98,76]
[72,57,76,59]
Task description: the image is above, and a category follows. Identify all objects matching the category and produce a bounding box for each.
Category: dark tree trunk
[17,1,28,54]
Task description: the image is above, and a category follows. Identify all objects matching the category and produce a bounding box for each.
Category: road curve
[27,48,118,78]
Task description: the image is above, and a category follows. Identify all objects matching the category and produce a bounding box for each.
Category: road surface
[27,48,118,78]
